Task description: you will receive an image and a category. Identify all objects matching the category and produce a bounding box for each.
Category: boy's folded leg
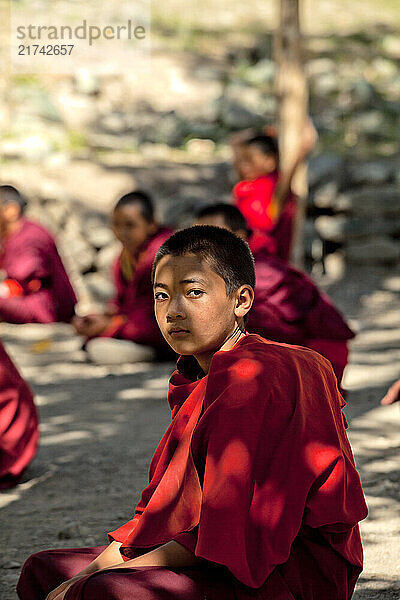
[63,565,236,600]
[17,546,107,600]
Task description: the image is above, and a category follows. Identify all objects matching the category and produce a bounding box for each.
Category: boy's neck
[194,329,247,374]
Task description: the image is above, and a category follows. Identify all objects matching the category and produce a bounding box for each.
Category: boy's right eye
[154,291,168,301]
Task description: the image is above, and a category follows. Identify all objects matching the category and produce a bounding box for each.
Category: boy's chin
[165,339,196,356]
[164,337,220,358]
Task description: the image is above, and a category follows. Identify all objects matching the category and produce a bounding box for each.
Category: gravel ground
[0,264,399,599]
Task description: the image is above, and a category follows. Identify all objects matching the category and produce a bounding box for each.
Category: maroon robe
[98,228,173,354]
[0,219,77,323]
[247,247,355,383]
[0,341,39,489]
[18,335,367,599]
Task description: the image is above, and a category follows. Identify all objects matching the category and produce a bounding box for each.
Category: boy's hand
[381,379,400,405]
[72,314,112,338]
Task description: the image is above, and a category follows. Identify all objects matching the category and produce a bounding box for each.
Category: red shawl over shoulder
[233,172,297,262]
[109,335,367,599]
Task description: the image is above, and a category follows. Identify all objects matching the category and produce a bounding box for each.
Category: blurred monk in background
[230,120,317,261]
[73,190,173,364]
[0,340,39,489]
[0,185,77,324]
[195,203,355,386]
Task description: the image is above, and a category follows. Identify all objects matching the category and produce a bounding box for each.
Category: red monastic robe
[0,341,39,489]
[0,219,77,324]
[17,335,367,600]
[109,335,367,597]
[233,172,297,262]
[247,247,355,384]
[98,228,173,354]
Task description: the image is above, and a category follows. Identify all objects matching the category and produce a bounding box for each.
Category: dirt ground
[0,263,399,599]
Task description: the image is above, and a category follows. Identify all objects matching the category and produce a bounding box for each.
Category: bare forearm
[107,541,203,571]
[273,161,300,212]
[274,118,318,215]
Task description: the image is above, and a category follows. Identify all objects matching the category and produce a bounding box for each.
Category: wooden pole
[275,0,308,267]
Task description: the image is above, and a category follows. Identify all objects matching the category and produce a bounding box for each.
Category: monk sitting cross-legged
[196,203,355,386]
[0,185,77,324]
[18,225,367,600]
[72,190,173,364]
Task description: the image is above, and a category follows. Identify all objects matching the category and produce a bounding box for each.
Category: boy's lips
[169,327,190,337]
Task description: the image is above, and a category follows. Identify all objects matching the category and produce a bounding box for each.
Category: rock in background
[0,20,399,304]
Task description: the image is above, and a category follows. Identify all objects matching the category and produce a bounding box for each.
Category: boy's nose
[166,297,186,321]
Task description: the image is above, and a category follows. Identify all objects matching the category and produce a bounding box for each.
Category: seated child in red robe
[0,186,77,324]
[18,226,367,600]
[196,203,355,385]
[72,191,173,364]
[0,340,39,489]
[231,121,317,261]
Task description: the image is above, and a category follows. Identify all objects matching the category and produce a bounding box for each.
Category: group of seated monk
[0,125,356,498]
[0,123,395,598]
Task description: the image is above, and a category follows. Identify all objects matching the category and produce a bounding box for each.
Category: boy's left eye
[187,289,204,298]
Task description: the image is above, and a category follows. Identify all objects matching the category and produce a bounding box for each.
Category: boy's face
[240,146,277,181]
[154,254,245,364]
[0,201,21,237]
[111,204,156,256]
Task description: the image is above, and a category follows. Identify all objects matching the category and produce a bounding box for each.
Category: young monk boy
[196,203,355,385]
[72,190,173,363]
[0,185,77,324]
[0,340,39,489]
[231,121,317,261]
[18,226,367,600]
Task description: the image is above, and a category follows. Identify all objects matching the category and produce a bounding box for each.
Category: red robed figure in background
[97,227,173,352]
[0,341,39,489]
[18,335,367,600]
[247,245,355,385]
[0,218,77,324]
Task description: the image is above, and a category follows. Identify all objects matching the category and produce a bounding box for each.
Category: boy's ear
[234,285,254,318]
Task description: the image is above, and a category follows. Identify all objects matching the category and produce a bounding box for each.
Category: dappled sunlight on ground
[0,261,399,597]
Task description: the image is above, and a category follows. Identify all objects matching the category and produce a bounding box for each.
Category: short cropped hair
[152,225,255,294]
[114,190,154,223]
[247,134,279,160]
[0,185,27,213]
[196,203,251,238]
